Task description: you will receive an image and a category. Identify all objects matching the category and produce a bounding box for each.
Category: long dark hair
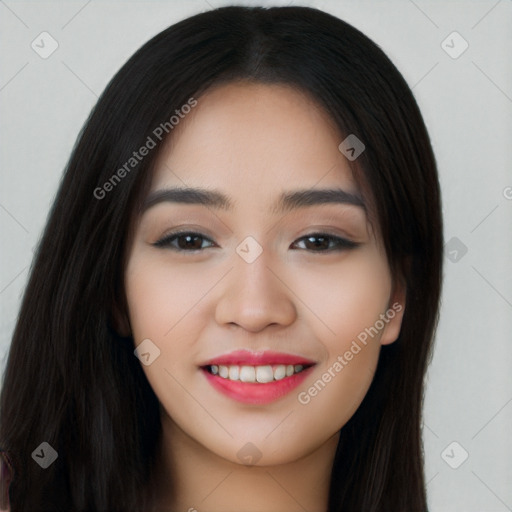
[0,6,442,511]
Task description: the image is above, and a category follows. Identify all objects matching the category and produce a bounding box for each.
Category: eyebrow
[142,186,365,214]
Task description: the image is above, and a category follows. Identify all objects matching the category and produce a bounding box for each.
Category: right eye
[153,231,216,252]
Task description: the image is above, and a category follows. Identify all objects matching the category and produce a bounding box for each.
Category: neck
[151,415,339,512]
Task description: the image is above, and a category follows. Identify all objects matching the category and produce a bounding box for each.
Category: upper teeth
[210,364,305,383]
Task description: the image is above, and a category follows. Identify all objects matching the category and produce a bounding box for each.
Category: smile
[200,350,316,405]
[206,363,307,382]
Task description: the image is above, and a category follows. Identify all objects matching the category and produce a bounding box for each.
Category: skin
[123,82,406,511]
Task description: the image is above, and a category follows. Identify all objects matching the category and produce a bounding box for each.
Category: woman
[0,5,443,511]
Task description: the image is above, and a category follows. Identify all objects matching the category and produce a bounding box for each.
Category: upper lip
[200,350,316,367]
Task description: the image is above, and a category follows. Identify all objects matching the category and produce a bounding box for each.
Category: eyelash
[153,230,359,253]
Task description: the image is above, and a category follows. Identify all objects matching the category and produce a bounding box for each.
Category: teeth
[208,363,308,382]
[228,365,239,380]
[239,366,256,383]
[274,365,286,380]
[256,365,273,383]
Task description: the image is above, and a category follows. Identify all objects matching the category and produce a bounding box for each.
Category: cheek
[292,248,392,345]
[291,250,391,423]
[124,252,219,398]
[124,254,190,375]
[125,253,211,343]
[292,287,384,440]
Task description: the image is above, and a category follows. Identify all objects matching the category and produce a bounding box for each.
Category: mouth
[200,350,316,405]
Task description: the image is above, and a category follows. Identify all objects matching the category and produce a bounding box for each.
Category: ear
[111,296,132,338]
[380,279,406,346]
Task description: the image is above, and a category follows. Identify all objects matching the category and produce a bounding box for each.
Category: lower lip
[201,366,314,405]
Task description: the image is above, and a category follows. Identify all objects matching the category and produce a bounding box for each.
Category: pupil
[308,236,327,250]
[180,234,201,250]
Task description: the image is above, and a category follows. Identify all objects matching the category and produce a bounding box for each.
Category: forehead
[150,82,360,207]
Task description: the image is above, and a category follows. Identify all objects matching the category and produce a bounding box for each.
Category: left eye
[291,234,358,252]
[153,231,358,253]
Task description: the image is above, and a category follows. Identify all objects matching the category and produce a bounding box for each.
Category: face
[124,82,405,466]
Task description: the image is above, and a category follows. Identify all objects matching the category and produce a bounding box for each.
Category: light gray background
[1,0,511,510]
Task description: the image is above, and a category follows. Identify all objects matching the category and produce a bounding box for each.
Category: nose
[214,249,297,333]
